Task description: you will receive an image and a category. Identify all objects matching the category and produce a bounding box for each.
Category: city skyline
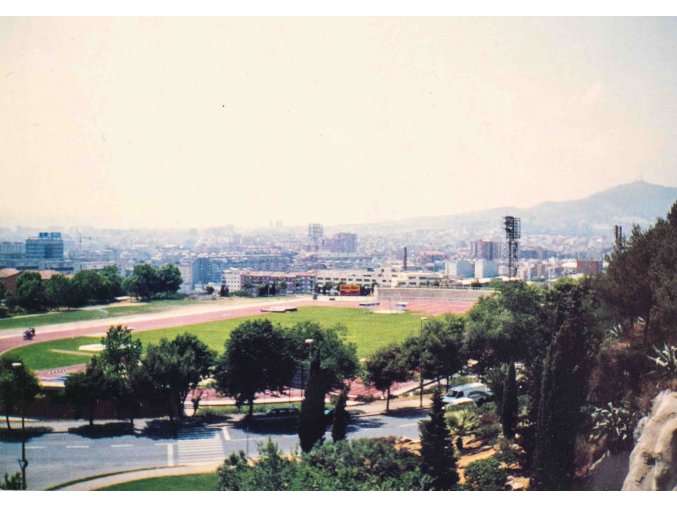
[3,17,677,229]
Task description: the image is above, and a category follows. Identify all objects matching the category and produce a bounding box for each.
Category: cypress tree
[532,289,595,490]
[501,361,518,440]
[331,391,349,442]
[418,389,459,490]
[299,357,327,453]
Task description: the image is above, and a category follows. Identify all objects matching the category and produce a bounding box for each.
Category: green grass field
[98,473,218,491]
[0,298,200,331]
[4,307,424,371]
[133,306,423,357]
[5,336,102,370]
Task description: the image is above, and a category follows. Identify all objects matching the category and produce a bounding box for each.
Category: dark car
[251,407,300,427]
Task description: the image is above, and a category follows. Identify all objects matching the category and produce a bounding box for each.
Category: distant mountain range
[348,181,677,237]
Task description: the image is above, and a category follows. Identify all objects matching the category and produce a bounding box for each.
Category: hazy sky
[2,17,677,229]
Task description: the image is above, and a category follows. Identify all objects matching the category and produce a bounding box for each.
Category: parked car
[442,382,493,407]
[252,407,300,426]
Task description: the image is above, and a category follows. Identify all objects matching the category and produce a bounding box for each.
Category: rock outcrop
[623,390,677,490]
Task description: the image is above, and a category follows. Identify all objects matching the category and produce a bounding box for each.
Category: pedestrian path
[176,426,226,465]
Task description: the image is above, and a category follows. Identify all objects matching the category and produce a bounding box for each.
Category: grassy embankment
[0,298,200,331]
[98,473,219,491]
[6,307,424,370]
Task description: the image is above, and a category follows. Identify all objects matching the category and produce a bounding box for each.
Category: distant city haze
[2,17,677,229]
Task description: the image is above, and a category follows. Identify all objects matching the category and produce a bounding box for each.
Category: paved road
[0,411,427,490]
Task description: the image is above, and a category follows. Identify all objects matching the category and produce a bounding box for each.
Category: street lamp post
[12,362,27,490]
[419,317,428,408]
[304,338,314,381]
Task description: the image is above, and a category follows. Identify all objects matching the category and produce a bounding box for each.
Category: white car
[443,382,493,407]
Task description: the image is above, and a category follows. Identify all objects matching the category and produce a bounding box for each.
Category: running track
[0,298,476,358]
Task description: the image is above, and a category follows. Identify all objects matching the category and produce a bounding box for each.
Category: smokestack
[403,247,408,271]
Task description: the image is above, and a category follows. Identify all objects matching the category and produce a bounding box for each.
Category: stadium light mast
[503,216,521,279]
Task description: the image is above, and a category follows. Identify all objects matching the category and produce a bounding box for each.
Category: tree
[0,280,6,302]
[157,264,182,294]
[71,269,111,306]
[204,285,215,295]
[531,286,601,491]
[99,325,143,423]
[123,264,159,301]
[418,389,459,490]
[142,333,215,420]
[64,357,107,426]
[501,361,518,440]
[296,322,360,452]
[331,390,349,442]
[215,320,300,416]
[0,358,40,430]
[99,265,123,300]
[219,284,228,297]
[44,273,70,309]
[401,315,465,406]
[365,344,410,412]
[15,271,45,312]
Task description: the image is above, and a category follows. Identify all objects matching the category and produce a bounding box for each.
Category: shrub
[475,422,501,441]
[464,458,508,491]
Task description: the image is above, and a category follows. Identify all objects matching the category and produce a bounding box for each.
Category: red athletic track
[0,298,476,361]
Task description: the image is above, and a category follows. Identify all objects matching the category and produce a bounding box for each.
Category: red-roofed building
[0,268,20,295]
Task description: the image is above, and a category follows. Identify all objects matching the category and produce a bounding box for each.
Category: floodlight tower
[503,216,521,278]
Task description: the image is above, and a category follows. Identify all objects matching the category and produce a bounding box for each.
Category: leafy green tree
[418,389,459,490]
[99,325,143,423]
[99,264,123,300]
[296,322,360,452]
[142,333,215,420]
[44,273,70,309]
[157,264,182,294]
[0,358,40,430]
[331,390,349,442]
[70,270,108,303]
[15,271,45,312]
[464,458,508,491]
[204,285,215,295]
[123,264,160,301]
[219,284,228,297]
[0,281,6,301]
[365,343,410,412]
[501,361,518,440]
[215,320,300,416]
[464,282,546,371]
[64,357,108,426]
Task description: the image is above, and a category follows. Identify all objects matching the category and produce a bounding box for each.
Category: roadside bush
[464,458,508,491]
[475,422,501,441]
